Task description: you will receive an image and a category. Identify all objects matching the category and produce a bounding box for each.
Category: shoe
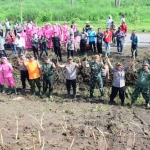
[108,101,114,105]
[0,85,2,93]
[49,95,53,100]
[121,102,125,106]
[146,103,150,109]
[39,92,42,97]
[65,94,70,98]
[7,87,12,95]
[31,91,36,95]
[99,96,104,100]
[89,94,93,99]
[73,94,76,99]
[21,88,25,93]
[130,103,134,108]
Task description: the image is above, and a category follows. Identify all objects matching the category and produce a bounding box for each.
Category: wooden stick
[32,136,36,150]
[69,138,75,150]
[15,116,19,140]
[38,131,41,146]
[132,129,136,148]
[41,138,45,150]
[0,130,3,146]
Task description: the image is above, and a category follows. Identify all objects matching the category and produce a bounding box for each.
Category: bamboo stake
[0,130,3,146]
[41,138,45,150]
[32,136,36,150]
[38,131,41,146]
[15,115,19,140]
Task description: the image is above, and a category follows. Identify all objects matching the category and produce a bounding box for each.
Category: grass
[0,0,150,32]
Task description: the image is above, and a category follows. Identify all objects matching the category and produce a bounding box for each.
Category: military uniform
[41,62,54,98]
[89,62,104,98]
[131,67,150,108]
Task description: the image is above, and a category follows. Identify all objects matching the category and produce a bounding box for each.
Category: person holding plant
[1,57,18,95]
[40,56,56,99]
[57,57,81,99]
[131,61,150,108]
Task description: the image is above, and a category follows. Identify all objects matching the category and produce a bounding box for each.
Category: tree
[115,0,121,7]
[71,0,74,7]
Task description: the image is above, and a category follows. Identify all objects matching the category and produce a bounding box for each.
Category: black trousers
[30,78,41,92]
[89,41,96,52]
[110,86,126,104]
[67,50,74,58]
[66,79,76,95]
[21,70,30,89]
[32,46,39,59]
[43,75,54,94]
[131,44,138,58]
[0,29,3,37]
[80,39,87,55]
[54,46,62,59]
[97,42,102,54]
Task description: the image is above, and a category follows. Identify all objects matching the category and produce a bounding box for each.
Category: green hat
[44,56,50,59]
[142,61,149,66]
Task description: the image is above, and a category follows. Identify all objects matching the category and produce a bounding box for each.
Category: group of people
[0,15,148,109]
[0,15,139,61]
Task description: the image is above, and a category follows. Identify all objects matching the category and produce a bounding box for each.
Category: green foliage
[36,11,52,23]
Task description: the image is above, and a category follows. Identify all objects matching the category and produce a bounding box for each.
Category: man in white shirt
[15,33,25,56]
[4,18,10,38]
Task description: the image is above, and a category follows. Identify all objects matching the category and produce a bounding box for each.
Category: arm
[50,62,56,69]
[8,63,13,71]
[106,57,113,68]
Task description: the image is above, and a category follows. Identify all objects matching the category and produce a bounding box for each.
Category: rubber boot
[89,93,93,99]
[100,90,104,99]
[7,87,12,95]
[73,88,76,99]
[14,87,18,95]
[146,100,150,109]
[38,88,43,98]
[130,99,135,108]
[1,85,5,94]
[49,91,53,100]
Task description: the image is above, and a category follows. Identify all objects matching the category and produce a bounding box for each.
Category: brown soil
[0,46,150,150]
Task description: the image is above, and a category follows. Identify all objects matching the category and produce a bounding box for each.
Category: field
[0,45,150,149]
[1,0,150,31]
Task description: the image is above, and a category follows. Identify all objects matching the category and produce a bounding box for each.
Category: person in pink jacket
[1,57,18,95]
[72,22,78,46]
[62,21,69,46]
[20,30,27,49]
[0,64,5,93]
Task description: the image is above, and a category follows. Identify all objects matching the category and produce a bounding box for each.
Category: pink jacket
[1,63,13,78]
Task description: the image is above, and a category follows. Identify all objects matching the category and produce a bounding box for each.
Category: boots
[7,86,12,95]
[14,87,18,95]
[146,100,150,109]
[130,99,135,108]
[89,93,93,99]
[66,88,70,98]
[1,85,5,93]
[38,88,42,98]
[73,88,76,99]
[0,85,2,93]
[49,91,53,100]
[100,90,104,99]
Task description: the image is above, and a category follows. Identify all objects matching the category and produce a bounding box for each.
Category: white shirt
[5,21,10,29]
[15,37,25,48]
[120,18,125,24]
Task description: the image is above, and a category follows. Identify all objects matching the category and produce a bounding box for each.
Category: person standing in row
[24,55,42,96]
[85,55,104,99]
[103,27,112,56]
[131,61,150,108]
[7,31,17,54]
[106,57,133,106]
[0,21,3,37]
[0,63,5,93]
[96,28,103,55]
[87,26,96,52]
[41,56,56,99]
[66,34,76,58]
[17,53,30,92]
[115,27,125,55]
[85,21,90,32]
[15,33,25,57]
[130,30,139,58]
[4,18,10,38]
[0,36,8,58]
[79,28,88,56]
[57,57,81,98]
[110,21,117,44]
[30,33,39,59]
[52,32,62,61]
[1,57,18,95]
[39,35,49,59]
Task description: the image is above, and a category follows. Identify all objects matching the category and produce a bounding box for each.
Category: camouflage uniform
[89,62,104,97]
[131,68,150,106]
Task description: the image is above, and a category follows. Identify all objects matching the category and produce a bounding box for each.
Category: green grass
[0,0,150,32]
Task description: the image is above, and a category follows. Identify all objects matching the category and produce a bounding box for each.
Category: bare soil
[0,45,150,150]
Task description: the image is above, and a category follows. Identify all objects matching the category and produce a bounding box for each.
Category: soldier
[84,55,104,99]
[131,61,150,108]
[40,56,56,99]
